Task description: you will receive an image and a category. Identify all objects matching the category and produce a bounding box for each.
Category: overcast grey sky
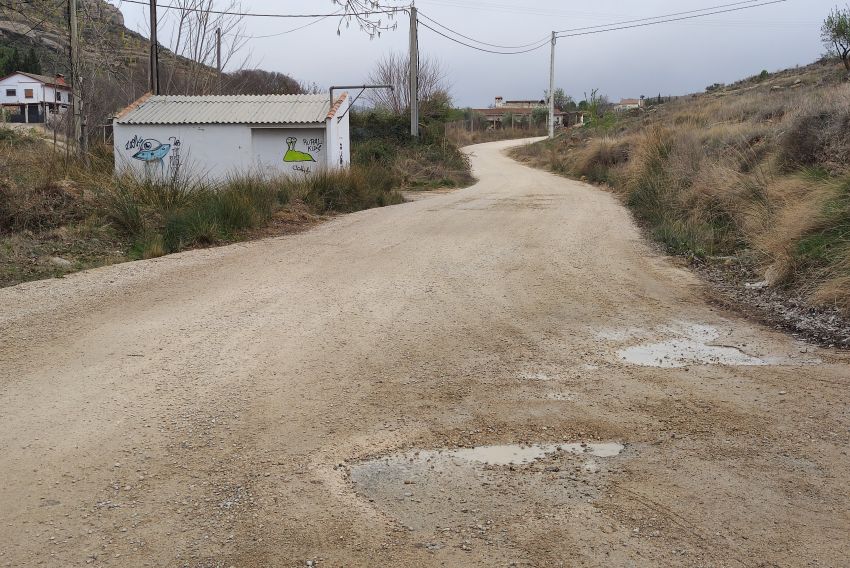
[110,0,837,107]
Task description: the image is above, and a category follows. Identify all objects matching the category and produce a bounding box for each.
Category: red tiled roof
[115,92,153,120]
[327,92,348,119]
[0,71,71,89]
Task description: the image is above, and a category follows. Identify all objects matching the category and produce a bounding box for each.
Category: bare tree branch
[332,0,405,39]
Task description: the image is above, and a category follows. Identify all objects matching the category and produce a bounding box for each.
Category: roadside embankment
[511,60,850,346]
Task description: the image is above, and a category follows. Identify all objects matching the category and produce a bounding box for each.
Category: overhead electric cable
[116,0,407,19]
[227,13,339,39]
[417,20,550,54]
[417,11,548,48]
[418,0,786,54]
[556,0,769,33]
[556,0,788,38]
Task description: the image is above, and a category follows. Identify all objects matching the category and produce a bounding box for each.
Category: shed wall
[327,96,351,169]
[113,123,330,182]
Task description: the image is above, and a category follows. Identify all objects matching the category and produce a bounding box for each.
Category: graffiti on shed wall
[125,135,182,175]
[283,136,318,163]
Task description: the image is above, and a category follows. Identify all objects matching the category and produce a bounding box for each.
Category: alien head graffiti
[131,139,171,163]
[283,136,317,163]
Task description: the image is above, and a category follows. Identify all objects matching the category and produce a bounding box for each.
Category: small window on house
[56,91,62,102]
[24,89,34,99]
[5,89,15,97]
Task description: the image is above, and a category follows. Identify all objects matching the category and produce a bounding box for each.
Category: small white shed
[113,93,351,182]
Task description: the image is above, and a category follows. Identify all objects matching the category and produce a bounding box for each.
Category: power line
[227,13,339,39]
[417,0,787,54]
[115,0,407,19]
[556,0,771,33]
[556,0,788,39]
[417,20,551,54]
[417,11,548,49]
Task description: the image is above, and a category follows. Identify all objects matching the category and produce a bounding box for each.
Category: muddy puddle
[348,441,629,558]
[415,442,623,466]
[597,321,819,368]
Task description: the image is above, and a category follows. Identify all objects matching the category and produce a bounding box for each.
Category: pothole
[617,339,768,368]
[598,321,819,368]
[348,441,628,544]
[430,442,624,466]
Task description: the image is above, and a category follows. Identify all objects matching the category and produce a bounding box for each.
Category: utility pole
[409,6,419,138]
[548,31,556,139]
[80,76,88,165]
[69,0,81,154]
[216,27,222,94]
[149,0,159,94]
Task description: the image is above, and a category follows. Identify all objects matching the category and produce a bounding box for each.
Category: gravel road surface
[2,139,848,567]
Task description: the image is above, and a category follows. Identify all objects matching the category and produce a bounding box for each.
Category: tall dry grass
[512,60,850,311]
[1,126,408,283]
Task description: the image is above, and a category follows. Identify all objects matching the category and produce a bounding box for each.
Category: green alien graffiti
[283,136,316,163]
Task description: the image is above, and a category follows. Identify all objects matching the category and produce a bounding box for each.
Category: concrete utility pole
[548,31,556,139]
[69,0,81,153]
[216,27,222,94]
[149,0,159,94]
[409,6,419,138]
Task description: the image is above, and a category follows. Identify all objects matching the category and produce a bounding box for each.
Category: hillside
[0,0,305,127]
[0,0,145,75]
[512,59,850,345]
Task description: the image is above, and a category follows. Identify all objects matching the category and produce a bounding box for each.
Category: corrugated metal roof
[115,94,335,125]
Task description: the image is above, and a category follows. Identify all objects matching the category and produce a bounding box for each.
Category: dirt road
[2,139,848,567]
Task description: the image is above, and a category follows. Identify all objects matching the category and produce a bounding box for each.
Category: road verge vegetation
[1,116,472,286]
[511,60,850,321]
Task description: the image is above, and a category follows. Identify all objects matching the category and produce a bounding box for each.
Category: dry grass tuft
[511,59,850,312]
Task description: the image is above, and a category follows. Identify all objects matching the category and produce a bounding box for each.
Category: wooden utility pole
[216,27,222,94]
[149,0,159,94]
[69,0,81,154]
[409,6,419,138]
[548,31,556,139]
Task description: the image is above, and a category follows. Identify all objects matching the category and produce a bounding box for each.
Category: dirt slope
[1,139,848,567]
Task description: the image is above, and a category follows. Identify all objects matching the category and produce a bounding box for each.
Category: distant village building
[0,71,72,123]
[113,93,351,182]
[474,96,583,129]
[614,97,645,112]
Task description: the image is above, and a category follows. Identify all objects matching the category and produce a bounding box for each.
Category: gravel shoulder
[1,138,848,567]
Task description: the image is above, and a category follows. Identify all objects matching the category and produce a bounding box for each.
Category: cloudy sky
[110,0,836,107]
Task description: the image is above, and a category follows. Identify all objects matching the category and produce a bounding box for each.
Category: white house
[614,98,645,112]
[0,71,72,123]
[113,93,351,182]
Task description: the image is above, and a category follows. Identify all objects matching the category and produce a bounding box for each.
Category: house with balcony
[0,72,72,123]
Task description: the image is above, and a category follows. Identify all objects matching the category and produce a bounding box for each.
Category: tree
[222,69,302,95]
[822,4,850,73]
[551,87,573,111]
[22,47,41,74]
[333,0,405,38]
[531,106,548,127]
[365,51,451,116]
[159,0,250,94]
[1,47,21,76]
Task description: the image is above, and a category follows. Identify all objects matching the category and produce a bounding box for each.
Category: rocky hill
[0,0,144,76]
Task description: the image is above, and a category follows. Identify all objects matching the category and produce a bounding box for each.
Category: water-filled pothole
[598,322,816,368]
[348,441,629,551]
[433,442,624,466]
[617,339,767,368]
